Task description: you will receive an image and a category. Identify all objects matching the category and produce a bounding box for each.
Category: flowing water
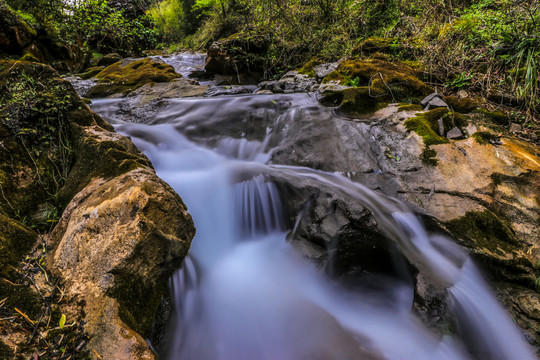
[88,53,535,360]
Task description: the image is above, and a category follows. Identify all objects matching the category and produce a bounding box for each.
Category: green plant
[344,75,361,87]
[446,72,474,89]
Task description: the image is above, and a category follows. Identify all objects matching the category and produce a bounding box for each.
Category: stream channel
[87,53,535,360]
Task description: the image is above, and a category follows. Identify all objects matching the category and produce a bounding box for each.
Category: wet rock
[204,85,253,97]
[96,53,123,67]
[128,78,208,105]
[446,126,463,139]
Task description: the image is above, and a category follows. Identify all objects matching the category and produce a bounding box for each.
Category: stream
[87,53,535,360]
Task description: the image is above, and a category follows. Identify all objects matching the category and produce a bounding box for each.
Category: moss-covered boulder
[205,33,270,75]
[319,58,432,116]
[87,58,181,97]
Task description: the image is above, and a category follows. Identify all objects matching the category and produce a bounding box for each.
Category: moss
[476,108,509,126]
[472,131,499,145]
[444,96,479,113]
[322,58,431,103]
[19,52,39,62]
[338,86,388,116]
[0,213,38,279]
[404,108,468,145]
[0,280,42,322]
[297,57,325,77]
[445,210,519,255]
[404,108,451,146]
[420,148,438,166]
[398,104,423,112]
[351,37,421,59]
[77,66,104,80]
[88,59,180,97]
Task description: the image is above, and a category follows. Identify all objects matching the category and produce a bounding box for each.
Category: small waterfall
[233,174,286,237]
[87,54,535,360]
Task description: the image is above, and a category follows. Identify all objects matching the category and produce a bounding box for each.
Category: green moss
[77,66,104,80]
[19,52,39,62]
[88,59,180,97]
[322,58,431,103]
[445,210,519,255]
[0,213,38,279]
[297,57,324,77]
[398,104,423,112]
[472,131,498,145]
[338,86,388,116]
[404,108,451,146]
[420,148,438,166]
[0,281,42,321]
[444,96,479,113]
[476,108,509,126]
[351,37,421,59]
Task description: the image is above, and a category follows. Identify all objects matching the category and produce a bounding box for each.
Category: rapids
[88,53,535,360]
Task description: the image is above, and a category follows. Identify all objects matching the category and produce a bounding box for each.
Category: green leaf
[59,314,66,329]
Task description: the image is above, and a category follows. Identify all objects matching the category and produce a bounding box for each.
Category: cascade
[89,53,535,360]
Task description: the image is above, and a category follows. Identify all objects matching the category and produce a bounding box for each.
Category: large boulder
[319,58,432,117]
[205,33,269,76]
[0,0,36,54]
[0,60,195,358]
[87,58,181,97]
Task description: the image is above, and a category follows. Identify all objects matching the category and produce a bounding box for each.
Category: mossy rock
[471,131,499,145]
[205,33,270,75]
[297,57,325,77]
[0,340,14,359]
[351,37,422,59]
[322,58,432,104]
[398,103,423,112]
[404,108,454,146]
[0,213,37,279]
[444,96,480,113]
[338,86,389,116]
[87,58,180,98]
[475,108,509,126]
[77,66,104,80]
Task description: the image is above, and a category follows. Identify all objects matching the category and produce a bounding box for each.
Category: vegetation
[144,0,539,125]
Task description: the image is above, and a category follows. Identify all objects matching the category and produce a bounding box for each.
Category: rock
[423,96,448,111]
[312,62,339,79]
[446,126,463,139]
[87,58,181,98]
[128,78,208,105]
[456,90,468,98]
[258,71,318,93]
[0,60,195,358]
[443,95,479,113]
[510,122,523,132]
[205,34,269,76]
[420,93,442,107]
[50,167,194,359]
[97,53,123,67]
[321,58,432,116]
[77,66,105,80]
[437,118,445,136]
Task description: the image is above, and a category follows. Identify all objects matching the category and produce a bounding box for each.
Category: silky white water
[88,53,536,360]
